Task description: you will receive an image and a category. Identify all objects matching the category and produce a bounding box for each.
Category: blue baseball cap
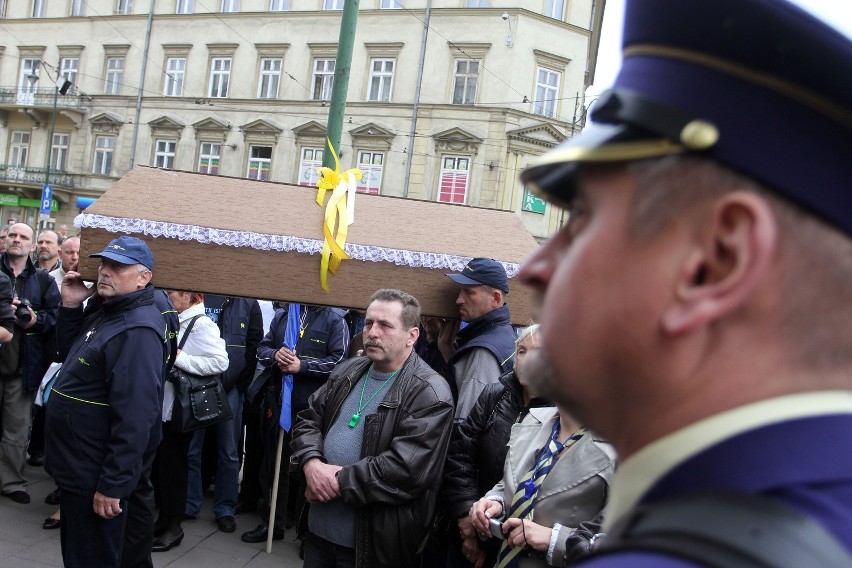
[90,235,154,270]
[447,257,509,293]
[521,0,852,236]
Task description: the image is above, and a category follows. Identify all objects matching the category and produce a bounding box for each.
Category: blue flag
[280,303,302,432]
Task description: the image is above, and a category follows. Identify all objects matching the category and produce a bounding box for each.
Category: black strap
[596,491,852,568]
[177,315,203,351]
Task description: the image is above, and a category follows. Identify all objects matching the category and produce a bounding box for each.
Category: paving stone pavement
[0,462,303,567]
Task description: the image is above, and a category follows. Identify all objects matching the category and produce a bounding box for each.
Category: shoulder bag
[170,315,232,433]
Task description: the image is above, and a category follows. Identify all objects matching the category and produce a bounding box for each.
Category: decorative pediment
[149,115,185,140]
[293,121,327,137]
[349,123,394,150]
[433,127,483,153]
[89,112,125,133]
[507,122,566,150]
[239,119,282,142]
[193,116,230,141]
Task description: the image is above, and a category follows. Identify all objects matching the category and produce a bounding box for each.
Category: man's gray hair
[369,289,421,329]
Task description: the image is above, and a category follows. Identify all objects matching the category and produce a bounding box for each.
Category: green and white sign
[522,189,546,215]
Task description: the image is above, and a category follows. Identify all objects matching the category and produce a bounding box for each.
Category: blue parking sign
[40,185,52,216]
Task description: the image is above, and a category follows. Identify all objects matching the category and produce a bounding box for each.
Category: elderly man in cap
[439,257,517,422]
[45,236,168,568]
[518,0,852,566]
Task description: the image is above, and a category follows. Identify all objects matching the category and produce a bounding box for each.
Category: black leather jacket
[291,352,454,568]
[443,370,552,519]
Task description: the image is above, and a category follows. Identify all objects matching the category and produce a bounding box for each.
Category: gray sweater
[308,366,397,547]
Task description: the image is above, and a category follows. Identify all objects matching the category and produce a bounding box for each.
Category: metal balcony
[0,87,87,110]
[0,164,75,189]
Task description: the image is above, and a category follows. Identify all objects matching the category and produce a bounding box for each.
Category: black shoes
[3,491,30,504]
[43,517,60,530]
[27,453,44,467]
[241,524,284,543]
[216,515,236,533]
[44,488,61,505]
[152,529,184,552]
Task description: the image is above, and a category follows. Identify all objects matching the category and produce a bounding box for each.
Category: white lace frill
[74,213,521,277]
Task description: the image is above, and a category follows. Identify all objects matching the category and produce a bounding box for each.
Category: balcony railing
[0,164,75,189]
[0,87,87,110]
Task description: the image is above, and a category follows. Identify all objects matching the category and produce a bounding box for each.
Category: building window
[164,57,186,97]
[452,59,479,105]
[198,142,221,175]
[32,0,45,17]
[9,131,30,167]
[356,151,383,195]
[247,146,272,181]
[176,0,193,13]
[298,147,323,186]
[257,58,282,99]
[60,57,79,87]
[323,0,343,9]
[221,0,238,12]
[545,0,565,19]
[0,0,7,18]
[105,57,124,95]
[154,139,176,169]
[379,0,401,7]
[71,0,85,16]
[534,67,560,118]
[367,58,394,102]
[311,59,335,101]
[93,136,115,175]
[465,0,488,6]
[115,0,133,14]
[209,57,231,98]
[50,133,69,171]
[269,0,289,9]
[438,155,469,204]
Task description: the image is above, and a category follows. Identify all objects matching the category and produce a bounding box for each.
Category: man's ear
[661,192,778,335]
[137,269,153,288]
[407,325,420,347]
[491,289,504,308]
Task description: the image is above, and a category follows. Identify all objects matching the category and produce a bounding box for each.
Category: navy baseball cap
[90,236,154,270]
[522,0,852,236]
[447,258,509,293]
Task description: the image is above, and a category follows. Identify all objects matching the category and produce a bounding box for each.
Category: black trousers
[120,449,157,568]
[60,491,127,568]
[152,423,193,517]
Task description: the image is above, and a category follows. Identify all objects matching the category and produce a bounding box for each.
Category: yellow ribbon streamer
[316,139,362,291]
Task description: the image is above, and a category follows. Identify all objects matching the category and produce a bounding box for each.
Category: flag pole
[266,427,286,554]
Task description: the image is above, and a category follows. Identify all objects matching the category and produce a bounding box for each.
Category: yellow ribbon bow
[315,139,362,291]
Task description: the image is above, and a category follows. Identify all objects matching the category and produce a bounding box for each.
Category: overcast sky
[589,0,852,98]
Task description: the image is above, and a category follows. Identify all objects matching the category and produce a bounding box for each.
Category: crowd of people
[0,1,849,567]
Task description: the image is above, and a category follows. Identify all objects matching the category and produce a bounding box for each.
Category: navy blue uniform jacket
[45,286,167,498]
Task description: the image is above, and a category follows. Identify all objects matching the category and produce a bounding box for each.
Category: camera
[16,298,33,324]
[489,518,506,539]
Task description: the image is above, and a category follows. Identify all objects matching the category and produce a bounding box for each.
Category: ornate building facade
[0,0,604,239]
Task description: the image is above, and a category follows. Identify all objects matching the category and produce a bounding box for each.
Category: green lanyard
[348,364,399,428]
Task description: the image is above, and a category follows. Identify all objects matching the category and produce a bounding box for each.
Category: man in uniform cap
[46,236,168,568]
[518,0,852,565]
[441,257,517,421]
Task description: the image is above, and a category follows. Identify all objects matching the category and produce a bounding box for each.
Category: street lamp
[39,61,72,231]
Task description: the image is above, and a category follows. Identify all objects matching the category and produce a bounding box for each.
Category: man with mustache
[517,0,852,565]
[45,236,167,567]
[291,289,454,567]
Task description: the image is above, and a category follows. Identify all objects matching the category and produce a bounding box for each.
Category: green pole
[323,0,359,170]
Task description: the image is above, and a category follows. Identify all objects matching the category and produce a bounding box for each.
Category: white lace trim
[74,213,521,277]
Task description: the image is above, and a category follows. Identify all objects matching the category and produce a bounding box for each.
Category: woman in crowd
[441,324,551,567]
[469,383,614,567]
[151,290,228,552]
